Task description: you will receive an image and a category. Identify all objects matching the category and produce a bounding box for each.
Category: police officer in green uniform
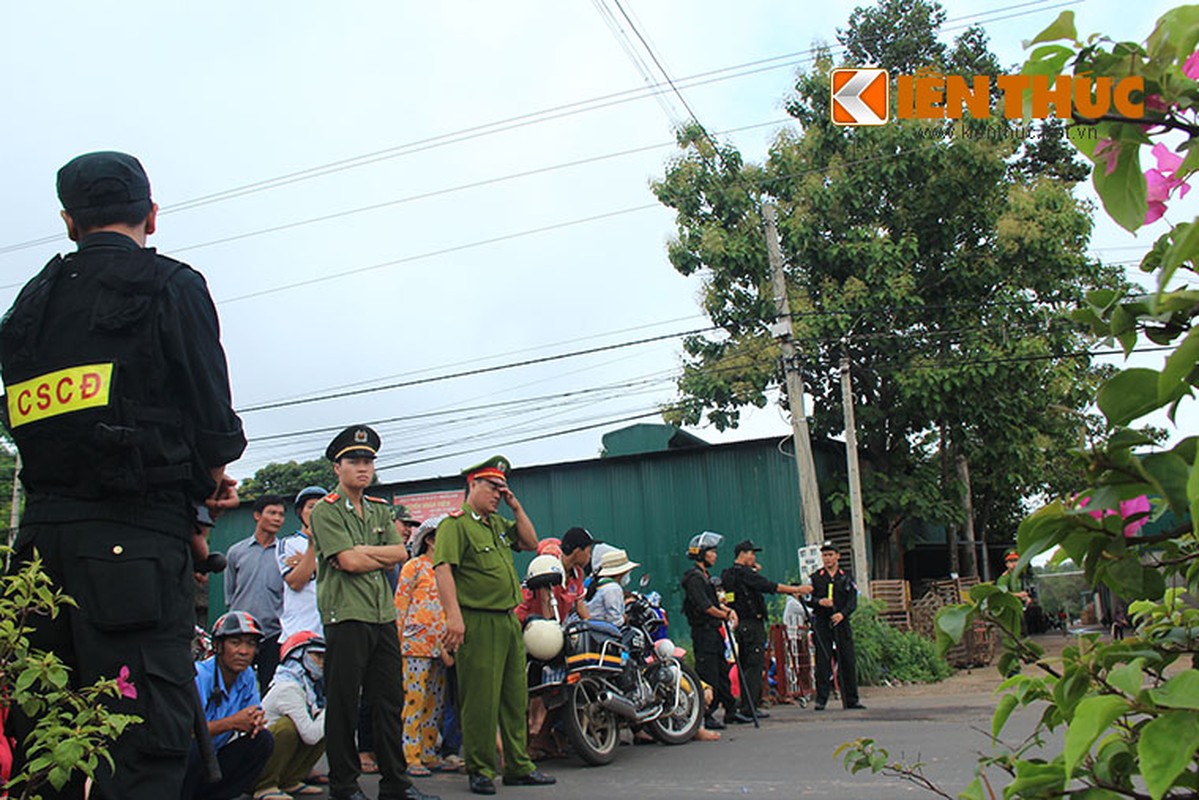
[720,539,811,718]
[0,152,244,800]
[309,425,437,800]
[809,543,865,711]
[433,456,556,796]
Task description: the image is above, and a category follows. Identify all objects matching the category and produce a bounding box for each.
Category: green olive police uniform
[432,456,537,781]
[309,425,419,800]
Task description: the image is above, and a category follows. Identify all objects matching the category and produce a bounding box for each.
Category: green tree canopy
[652,1,1122,569]
[238,458,340,502]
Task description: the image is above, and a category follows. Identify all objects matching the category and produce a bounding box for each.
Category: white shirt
[277,530,322,640]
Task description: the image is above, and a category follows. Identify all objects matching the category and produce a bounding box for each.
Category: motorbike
[527,578,704,765]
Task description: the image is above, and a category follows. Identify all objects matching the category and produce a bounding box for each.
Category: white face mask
[620,574,632,587]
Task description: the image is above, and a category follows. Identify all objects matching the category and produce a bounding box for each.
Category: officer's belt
[461,606,515,614]
[21,495,193,538]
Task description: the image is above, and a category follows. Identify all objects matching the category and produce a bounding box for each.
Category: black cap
[561,526,597,554]
[325,425,381,461]
[820,542,840,553]
[734,539,762,555]
[394,504,420,524]
[57,152,151,211]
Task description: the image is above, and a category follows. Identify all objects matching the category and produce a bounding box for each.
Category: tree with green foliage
[843,7,1199,799]
[238,458,339,501]
[652,0,1120,575]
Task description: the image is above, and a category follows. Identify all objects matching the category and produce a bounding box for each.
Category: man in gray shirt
[225,494,287,694]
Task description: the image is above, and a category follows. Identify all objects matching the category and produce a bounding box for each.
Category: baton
[722,617,759,728]
[191,682,221,784]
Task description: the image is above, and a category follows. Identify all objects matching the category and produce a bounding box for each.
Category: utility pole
[762,203,824,547]
[840,348,870,597]
[956,452,978,578]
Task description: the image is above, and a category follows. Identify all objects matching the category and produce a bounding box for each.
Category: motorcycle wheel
[563,674,620,766]
[647,661,704,745]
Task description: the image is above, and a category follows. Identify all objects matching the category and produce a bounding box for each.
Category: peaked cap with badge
[463,454,510,485]
[325,424,380,462]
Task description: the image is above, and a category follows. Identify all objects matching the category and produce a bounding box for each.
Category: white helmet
[525,554,565,590]
[688,531,724,558]
[523,617,564,660]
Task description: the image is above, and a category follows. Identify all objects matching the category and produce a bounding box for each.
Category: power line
[0,0,1076,259]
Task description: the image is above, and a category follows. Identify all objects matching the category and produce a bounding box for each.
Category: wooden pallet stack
[868,579,912,631]
[912,577,996,668]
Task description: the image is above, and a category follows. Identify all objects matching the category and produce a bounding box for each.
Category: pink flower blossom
[116,665,138,700]
[1184,51,1199,80]
[1081,494,1151,538]
[1144,143,1191,224]
[1141,95,1170,133]
[1094,138,1119,176]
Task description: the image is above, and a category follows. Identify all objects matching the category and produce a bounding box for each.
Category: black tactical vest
[0,246,203,501]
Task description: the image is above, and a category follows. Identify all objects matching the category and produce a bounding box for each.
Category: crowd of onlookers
[194,490,684,800]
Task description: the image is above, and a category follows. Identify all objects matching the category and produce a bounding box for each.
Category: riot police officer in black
[681,532,753,729]
[808,544,865,710]
[0,152,245,799]
[720,539,811,718]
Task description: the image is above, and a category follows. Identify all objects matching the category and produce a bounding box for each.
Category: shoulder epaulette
[449,509,465,518]
[365,495,388,504]
[323,493,340,503]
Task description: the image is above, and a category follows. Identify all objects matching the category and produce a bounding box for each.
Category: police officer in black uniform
[720,539,811,718]
[681,531,753,729]
[808,543,865,710]
[0,152,246,799]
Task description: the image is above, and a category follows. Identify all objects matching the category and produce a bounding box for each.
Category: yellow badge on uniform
[5,363,114,428]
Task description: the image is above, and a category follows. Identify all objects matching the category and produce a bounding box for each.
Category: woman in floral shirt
[394,516,452,776]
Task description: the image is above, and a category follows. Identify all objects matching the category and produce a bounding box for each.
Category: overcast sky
[1,0,1191,485]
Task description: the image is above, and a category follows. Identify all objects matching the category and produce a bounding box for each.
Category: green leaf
[992,693,1019,741]
[1139,453,1189,513]
[935,605,971,652]
[1139,711,1199,800]
[1023,10,1077,48]
[1148,670,1199,710]
[1093,138,1147,233]
[1054,667,1092,717]
[1063,694,1130,780]
[1008,760,1067,796]
[1155,331,1199,402]
[1097,368,1165,426]
[1159,220,1199,293]
[957,776,986,800]
[1106,659,1144,696]
[1104,557,1166,600]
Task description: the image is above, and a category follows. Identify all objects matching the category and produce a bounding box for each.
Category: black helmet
[212,611,263,640]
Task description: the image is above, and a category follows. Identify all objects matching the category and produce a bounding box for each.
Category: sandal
[253,789,292,800]
[407,764,432,777]
[283,783,324,795]
[305,771,330,785]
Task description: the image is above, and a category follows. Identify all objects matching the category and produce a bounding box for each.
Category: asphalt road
[351,680,1041,800]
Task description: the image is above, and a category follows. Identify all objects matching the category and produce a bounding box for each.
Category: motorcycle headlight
[654,638,676,660]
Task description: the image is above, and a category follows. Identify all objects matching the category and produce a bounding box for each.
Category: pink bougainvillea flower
[116,665,138,700]
[1094,138,1119,176]
[1144,143,1191,224]
[1184,50,1199,80]
[1141,95,1170,132]
[1080,494,1152,538]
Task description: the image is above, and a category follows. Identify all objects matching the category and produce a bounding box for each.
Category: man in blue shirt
[185,611,275,800]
